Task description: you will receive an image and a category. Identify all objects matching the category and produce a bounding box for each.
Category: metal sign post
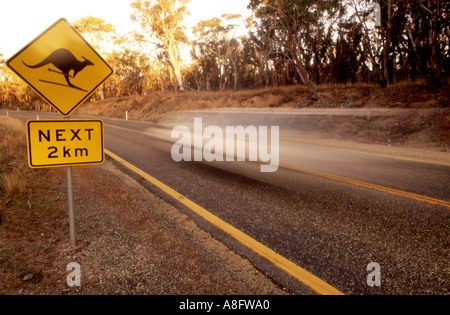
[65,116,76,247]
[66,165,76,247]
[25,118,105,247]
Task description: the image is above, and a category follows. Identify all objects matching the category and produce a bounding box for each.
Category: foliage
[131,0,191,91]
[189,14,243,91]
[1,0,448,107]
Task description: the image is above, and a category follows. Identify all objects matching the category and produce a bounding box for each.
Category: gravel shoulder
[16,159,287,295]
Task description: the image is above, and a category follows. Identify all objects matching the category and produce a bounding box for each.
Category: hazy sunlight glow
[0,0,251,58]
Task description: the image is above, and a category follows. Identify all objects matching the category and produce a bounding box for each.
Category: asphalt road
[4,110,449,295]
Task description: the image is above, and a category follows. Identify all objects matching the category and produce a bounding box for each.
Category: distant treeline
[1,0,448,106]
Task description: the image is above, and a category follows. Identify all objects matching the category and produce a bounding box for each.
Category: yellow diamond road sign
[27,120,104,168]
[7,18,113,117]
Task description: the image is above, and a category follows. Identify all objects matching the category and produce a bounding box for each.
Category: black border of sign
[27,120,105,168]
[6,18,114,117]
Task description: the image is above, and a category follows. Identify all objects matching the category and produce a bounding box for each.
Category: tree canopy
[1,0,448,108]
[131,0,191,91]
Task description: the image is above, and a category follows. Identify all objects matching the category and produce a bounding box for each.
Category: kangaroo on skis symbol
[22,48,94,92]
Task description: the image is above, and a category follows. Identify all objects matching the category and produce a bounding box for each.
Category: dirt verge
[1,152,287,294]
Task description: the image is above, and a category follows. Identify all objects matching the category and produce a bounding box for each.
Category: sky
[0,0,252,59]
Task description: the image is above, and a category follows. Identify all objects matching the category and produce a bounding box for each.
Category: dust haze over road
[4,108,449,295]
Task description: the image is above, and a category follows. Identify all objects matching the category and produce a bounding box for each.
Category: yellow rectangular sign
[27,120,104,168]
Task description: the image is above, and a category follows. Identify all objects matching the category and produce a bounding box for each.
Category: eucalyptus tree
[191,14,243,91]
[248,0,343,100]
[73,16,117,99]
[131,0,190,91]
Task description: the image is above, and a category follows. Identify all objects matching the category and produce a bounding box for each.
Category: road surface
[3,109,449,295]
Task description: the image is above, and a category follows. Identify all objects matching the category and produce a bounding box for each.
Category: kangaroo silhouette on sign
[22,48,94,91]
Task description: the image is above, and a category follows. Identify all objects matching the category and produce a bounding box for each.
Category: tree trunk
[351,0,385,87]
[430,0,441,82]
[168,48,184,92]
[294,62,319,101]
[174,67,184,92]
[382,0,392,86]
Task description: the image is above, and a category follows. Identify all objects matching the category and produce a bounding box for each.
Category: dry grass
[0,118,67,294]
[0,117,27,196]
[0,118,29,215]
[0,173,27,196]
[0,117,26,134]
